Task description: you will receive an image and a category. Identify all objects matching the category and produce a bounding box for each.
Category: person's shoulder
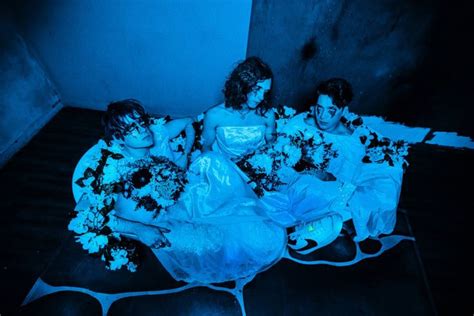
[262,109,276,125]
[205,103,227,119]
[206,103,223,113]
[338,123,353,136]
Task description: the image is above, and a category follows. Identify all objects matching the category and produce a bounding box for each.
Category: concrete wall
[0,8,62,167]
[248,0,474,136]
[12,0,252,117]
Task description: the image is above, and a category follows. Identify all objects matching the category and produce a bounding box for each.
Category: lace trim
[329,181,356,212]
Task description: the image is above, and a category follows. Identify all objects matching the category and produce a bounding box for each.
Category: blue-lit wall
[12,0,252,117]
[248,0,474,136]
[0,8,62,166]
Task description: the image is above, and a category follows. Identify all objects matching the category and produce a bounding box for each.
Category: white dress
[323,129,403,241]
[206,123,345,232]
[264,113,403,241]
[150,124,287,284]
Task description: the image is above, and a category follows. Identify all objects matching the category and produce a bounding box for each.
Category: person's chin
[248,100,262,109]
[132,141,153,148]
[145,140,154,147]
[248,104,258,110]
[317,122,328,130]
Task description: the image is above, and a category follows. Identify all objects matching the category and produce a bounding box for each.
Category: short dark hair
[102,99,149,142]
[315,78,353,108]
[223,56,273,114]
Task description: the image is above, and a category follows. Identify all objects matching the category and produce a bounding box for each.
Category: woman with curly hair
[201,56,275,158]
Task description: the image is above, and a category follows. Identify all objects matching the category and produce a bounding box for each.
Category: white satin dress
[150,125,287,284]
[323,129,403,241]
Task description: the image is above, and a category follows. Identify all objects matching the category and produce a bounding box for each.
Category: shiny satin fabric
[153,152,287,283]
[260,174,349,228]
[323,129,403,241]
[146,119,402,282]
[212,125,266,159]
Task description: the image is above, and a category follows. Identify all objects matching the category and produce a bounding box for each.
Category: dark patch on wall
[301,37,318,61]
[248,0,474,136]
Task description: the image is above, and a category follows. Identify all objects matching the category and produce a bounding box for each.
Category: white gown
[323,129,403,241]
[206,124,345,230]
[265,113,403,241]
[150,125,287,284]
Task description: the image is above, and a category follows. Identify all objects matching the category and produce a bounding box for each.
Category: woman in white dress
[201,57,275,158]
[200,58,346,252]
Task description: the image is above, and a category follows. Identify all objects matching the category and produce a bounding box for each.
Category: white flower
[248,153,274,175]
[283,106,296,117]
[136,184,152,198]
[279,114,308,137]
[107,140,124,155]
[272,135,291,152]
[86,210,106,229]
[76,232,108,254]
[283,144,302,167]
[169,135,185,152]
[68,208,105,234]
[108,248,129,271]
[343,111,359,122]
[102,161,120,184]
[127,262,138,272]
[196,113,205,122]
[82,177,94,188]
[88,191,110,210]
[311,146,326,165]
[68,212,89,234]
[311,132,323,145]
[368,147,385,161]
[156,197,175,208]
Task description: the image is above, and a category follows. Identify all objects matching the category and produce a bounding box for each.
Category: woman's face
[312,94,344,132]
[246,78,272,109]
[120,115,154,148]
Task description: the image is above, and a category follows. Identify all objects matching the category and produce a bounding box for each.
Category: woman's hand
[138,225,171,249]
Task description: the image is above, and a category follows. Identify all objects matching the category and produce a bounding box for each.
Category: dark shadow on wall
[247,0,474,137]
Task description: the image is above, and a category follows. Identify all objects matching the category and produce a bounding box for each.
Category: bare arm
[108,193,171,248]
[165,117,193,140]
[265,110,276,142]
[201,109,218,152]
[165,117,196,168]
[183,120,196,155]
[108,214,171,248]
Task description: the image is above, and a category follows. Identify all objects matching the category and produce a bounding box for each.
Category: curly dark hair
[223,56,273,114]
[102,99,150,142]
[315,78,353,108]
